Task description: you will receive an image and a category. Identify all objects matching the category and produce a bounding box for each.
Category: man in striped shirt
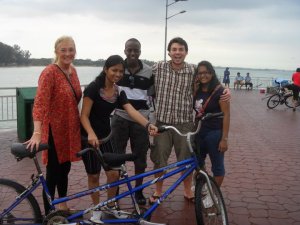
[149,37,230,204]
[111,38,153,205]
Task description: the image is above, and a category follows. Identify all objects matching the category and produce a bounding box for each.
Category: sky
[0,0,299,70]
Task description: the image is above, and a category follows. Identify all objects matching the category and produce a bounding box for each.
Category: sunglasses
[129,75,135,89]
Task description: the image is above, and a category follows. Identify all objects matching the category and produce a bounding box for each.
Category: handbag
[196,84,222,118]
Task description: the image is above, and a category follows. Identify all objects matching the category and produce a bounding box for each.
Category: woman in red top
[25,36,82,214]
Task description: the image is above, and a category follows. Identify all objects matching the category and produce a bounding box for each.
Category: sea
[0,66,294,129]
[0,66,293,89]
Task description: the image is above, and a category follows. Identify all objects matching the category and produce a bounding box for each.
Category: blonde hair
[53,35,76,63]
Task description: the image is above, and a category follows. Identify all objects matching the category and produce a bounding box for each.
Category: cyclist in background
[287,68,300,111]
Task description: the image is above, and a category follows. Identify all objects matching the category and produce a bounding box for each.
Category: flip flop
[184,195,195,203]
[149,194,161,205]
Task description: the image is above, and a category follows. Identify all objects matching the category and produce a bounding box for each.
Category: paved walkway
[0,90,299,225]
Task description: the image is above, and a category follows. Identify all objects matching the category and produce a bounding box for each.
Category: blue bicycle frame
[63,154,198,224]
[2,112,225,225]
[0,152,198,225]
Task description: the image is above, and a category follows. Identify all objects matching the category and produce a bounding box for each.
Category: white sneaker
[103,204,128,219]
[90,209,103,224]
[202,184,218,208]
[202,193,214,208]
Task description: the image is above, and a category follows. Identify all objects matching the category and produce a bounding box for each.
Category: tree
[0,42,15,66]
[0,42,32,66]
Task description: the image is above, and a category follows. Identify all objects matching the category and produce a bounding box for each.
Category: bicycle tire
[267,94,281,109]
[194,175,228,225]
[285,95,295,108]
[0,178,42,224]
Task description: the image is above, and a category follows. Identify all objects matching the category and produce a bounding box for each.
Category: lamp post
[164,0,187,61]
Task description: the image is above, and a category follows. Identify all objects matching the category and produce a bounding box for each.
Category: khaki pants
[150,121,194,169]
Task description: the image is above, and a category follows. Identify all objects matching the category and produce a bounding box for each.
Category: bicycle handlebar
[158,112,224,137]
[77,132,112,157]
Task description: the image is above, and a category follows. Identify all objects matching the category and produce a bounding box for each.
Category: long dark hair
[95,55,125,89]
[195,60,220,93]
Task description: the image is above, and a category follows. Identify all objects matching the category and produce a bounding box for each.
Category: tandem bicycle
[0,112,228,225]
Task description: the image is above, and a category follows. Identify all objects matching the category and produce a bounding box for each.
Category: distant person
[234,72,245,89]
[111,38,153,205]
[287,68,300,111]
[149,37,231,204]
[25,36,82,214]
[245,72,253,90]
[193,60,230,189]
[80,55,157,223]
[222,67,230,88]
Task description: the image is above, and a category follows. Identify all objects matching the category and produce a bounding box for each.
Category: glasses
[129,75,135,89]
[59,48,75,54]
[198,71,211,76]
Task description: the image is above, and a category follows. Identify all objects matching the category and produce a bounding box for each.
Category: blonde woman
[25,36,82,214]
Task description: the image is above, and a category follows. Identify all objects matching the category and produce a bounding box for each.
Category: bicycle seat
[103,152,137,167]
[11,143,48,160]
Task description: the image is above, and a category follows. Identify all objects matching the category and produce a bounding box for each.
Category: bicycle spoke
[195,176,228,225]
[0,179,42,224]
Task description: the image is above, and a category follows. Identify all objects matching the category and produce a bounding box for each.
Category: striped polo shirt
[153,61,195,124]
[115,60,153,121]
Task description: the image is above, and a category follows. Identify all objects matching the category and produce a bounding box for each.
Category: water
[0,66,102,129]
[0,66,102,92]
[0,66,294,89]
[0,66,294,129]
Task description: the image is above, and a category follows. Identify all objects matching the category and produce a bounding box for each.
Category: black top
[81,81,129,138]
[194,87,224,131]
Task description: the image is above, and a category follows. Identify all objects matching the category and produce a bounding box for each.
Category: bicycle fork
[197,170,222,213]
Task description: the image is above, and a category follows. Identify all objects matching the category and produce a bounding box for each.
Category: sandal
[149,194,161,205]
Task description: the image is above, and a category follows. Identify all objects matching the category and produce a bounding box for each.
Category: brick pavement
[0,90,299,225]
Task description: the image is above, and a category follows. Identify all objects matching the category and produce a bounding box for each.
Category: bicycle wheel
[285,95,295,108]
[0,178,42,224]
[194,175,228,225]
[267,94,281,109]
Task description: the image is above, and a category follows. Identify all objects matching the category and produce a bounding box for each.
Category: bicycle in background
[0,112,228,225]
[266,86,294,109]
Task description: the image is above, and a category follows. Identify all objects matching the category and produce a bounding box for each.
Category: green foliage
[0,42,31,66]
[29,58,52,66]
[0,41,155,67]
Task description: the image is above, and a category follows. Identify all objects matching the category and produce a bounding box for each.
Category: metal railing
[217,76,275,89]
[0,86,87,123]
[0,87,17,122]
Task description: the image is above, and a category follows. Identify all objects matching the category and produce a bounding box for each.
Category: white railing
[0,87,17,121]
[217,76,275,89]
[0,86,87,123]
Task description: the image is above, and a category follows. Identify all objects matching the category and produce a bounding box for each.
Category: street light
[164,0,187,61]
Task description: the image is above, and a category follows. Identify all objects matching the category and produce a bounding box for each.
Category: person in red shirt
[290,68,300,111]
[25,36,82,214]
